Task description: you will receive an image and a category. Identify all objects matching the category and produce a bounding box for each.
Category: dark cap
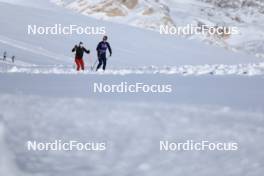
[103,36,108,41]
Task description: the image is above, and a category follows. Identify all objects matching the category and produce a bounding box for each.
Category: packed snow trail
[1,74,263,110]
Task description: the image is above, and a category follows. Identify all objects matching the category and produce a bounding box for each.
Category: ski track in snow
[1,62,264,76]
[0,35,71,62]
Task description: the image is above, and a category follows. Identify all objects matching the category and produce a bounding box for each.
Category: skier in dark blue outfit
[96,36,112,71]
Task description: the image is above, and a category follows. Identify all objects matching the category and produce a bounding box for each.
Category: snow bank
[0,117,28,176]
[0,94,263,176]
[1,62,264,76]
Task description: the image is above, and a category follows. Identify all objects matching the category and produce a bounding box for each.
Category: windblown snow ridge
[1,62,264,76]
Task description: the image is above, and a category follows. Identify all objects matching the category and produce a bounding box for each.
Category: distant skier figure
[72,42,90,71]
[11,56,15,63]
[96,36,112,71]
[3,51,7,61]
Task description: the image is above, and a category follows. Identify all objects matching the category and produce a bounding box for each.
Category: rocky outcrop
[56,0,175,29]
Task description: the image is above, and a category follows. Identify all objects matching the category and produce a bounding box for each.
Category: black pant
[96,55,107,71]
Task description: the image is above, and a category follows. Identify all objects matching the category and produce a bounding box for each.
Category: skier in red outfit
[72,42,90,71]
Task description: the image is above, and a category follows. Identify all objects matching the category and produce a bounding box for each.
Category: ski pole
[91,60,98,71]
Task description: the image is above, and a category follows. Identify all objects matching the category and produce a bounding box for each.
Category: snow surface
[0,93,264,176]
[0,95,264,176]
[1,72,264,176]
[0,1,264,176]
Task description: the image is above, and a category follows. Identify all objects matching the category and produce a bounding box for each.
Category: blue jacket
[96,41,112,57]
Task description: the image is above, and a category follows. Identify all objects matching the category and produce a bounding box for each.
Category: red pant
[75,58,85,71]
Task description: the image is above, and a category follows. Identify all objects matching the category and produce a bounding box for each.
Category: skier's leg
[96,58,103,71]
[75,59,80,71]
[80,59,85,71]
[102,57,107,70]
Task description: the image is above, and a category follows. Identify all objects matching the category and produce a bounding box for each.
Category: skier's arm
[96,43,100,57]
[83,47,90,54]
[72,45,77,52]
[107,42,112,56]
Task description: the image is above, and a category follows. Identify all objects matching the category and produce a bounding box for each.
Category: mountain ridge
[52,0,264,58]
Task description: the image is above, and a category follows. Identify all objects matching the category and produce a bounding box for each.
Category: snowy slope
[0,1,262,69]
[52,0,264,58]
